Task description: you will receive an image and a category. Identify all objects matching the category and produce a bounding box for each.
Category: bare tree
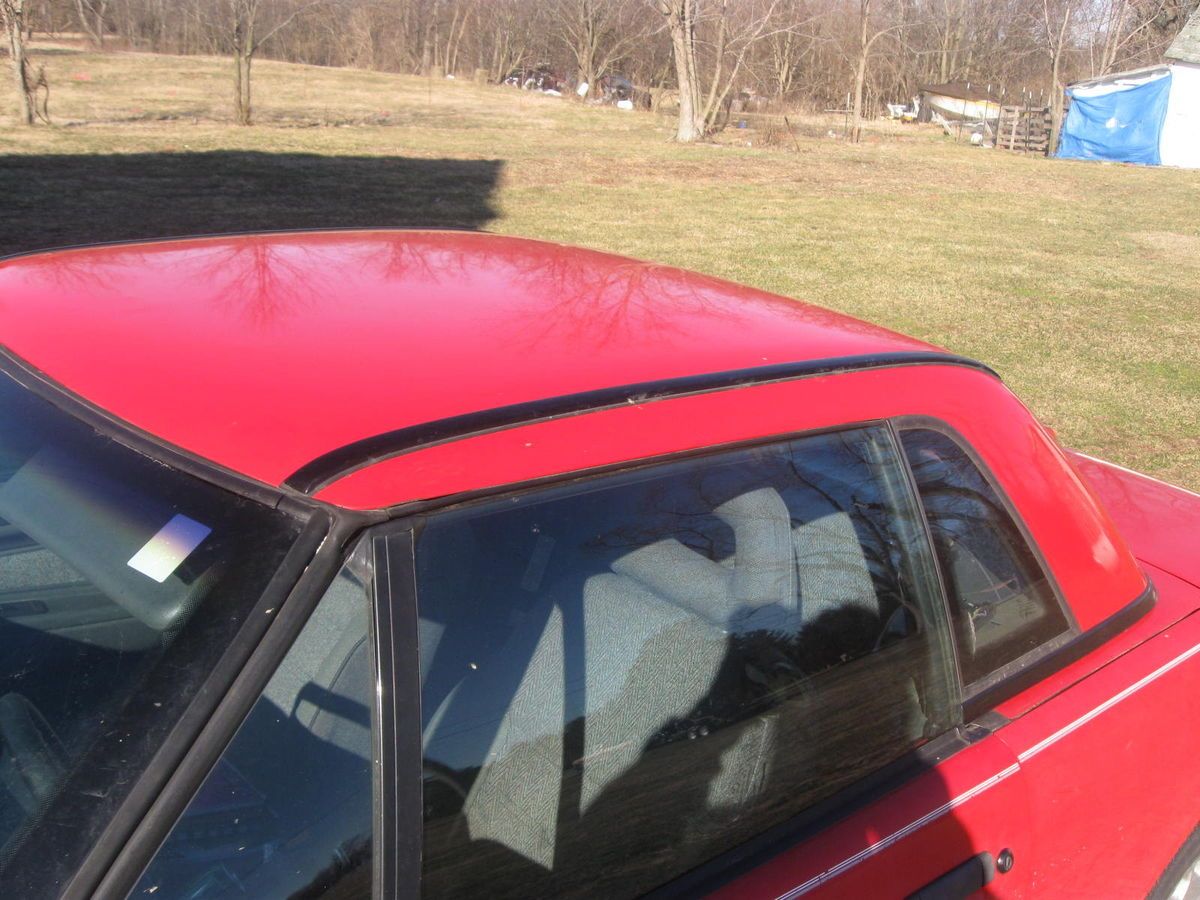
[1038,0,1076,152]
[653,0,781,142]
[2,0,33,125]
[229,0,321,125]
[654,0,704,139]
[763,0,817,99]
[849,0,908,142]
[24,0,1197,132]
[74,0,108,47]
[1090,0,1185,74]
[558,0,648,94]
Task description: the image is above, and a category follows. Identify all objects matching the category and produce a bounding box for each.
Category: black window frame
[67,521,391,900]
[890,416,1155,721]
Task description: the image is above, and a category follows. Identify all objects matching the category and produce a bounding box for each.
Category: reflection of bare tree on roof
[1,238,337,329]
[173,238,340,328]
[490,243,903,352]
[510,258,732,350]
[0,249,128,301]
[344,235,464,285]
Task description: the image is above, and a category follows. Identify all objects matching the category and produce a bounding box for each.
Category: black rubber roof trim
[286,351,999,495]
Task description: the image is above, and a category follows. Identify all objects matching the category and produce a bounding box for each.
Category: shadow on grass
[0,151,503,256]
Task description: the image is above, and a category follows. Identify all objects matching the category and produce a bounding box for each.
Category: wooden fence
[996,105,1053,154]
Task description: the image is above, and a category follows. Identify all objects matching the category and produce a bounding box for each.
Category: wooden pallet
[996,105,1052,154]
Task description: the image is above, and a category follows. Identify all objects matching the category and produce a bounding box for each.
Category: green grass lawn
[2,43,1198,490]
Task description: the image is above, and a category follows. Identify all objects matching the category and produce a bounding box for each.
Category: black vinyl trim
[39,511,331,899]
[81,514,362,900]
[286,352,1001,495]
[963,579,1155,721]
[906,851,996,900]
[373,529,423,900]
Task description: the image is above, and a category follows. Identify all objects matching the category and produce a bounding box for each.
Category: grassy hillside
[2,44,1198,490]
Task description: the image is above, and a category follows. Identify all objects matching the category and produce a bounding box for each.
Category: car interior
[416,430,951,897]
[134,560,376,900]
[0,446,222,854]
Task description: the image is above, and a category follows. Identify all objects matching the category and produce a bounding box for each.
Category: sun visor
[0,446,213,632]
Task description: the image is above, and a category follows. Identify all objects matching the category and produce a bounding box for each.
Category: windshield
[0,369,307,880]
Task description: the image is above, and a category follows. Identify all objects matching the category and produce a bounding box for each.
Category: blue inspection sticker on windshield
[127,514,212,583]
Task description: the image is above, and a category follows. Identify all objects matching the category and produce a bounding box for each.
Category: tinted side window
[134,550,376,900]
[900,427,1070,686]
[415,427,957,898]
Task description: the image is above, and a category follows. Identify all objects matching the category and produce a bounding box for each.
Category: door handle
[906,850,1002,900]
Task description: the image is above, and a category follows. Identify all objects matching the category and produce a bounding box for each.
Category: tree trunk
[699,0,727,129]
[1048,49,1063,152]
[661,0,703,142]
[1047,5,1072,154]
[235,50,253,125]
[576,1,597,91]
[4,0,33,126]
[851,0,870,143]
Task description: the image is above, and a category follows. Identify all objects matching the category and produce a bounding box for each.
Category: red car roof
[0,231,938,491]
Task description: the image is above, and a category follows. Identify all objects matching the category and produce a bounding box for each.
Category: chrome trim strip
[775,764,1021,899]
[1017,639,1200,763]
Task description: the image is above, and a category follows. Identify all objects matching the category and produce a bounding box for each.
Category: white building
[1058,10,1200,168]
[1160,8,1200,168]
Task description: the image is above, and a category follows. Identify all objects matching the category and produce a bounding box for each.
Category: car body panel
[722,567,1200,900]
[1067,451,1200,590]
[319,362,1144,633]
[993,561,1188,721]
[0,231,934,489]
[996,594,1200,897]
[0,233,1194,900]
[709,731,1031,899]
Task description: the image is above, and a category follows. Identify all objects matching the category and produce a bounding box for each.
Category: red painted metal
[997,583,1200,897]
[319,363,1144,633]
[0,231,932,489]
[4,232,1198,898]
[742,566,1200,900]
[710,733,1030,899]
[1068,451,1200,590]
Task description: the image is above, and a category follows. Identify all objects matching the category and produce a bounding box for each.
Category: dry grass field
[2,42,1198,490]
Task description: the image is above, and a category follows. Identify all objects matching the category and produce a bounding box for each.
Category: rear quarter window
[899,425,1072,688]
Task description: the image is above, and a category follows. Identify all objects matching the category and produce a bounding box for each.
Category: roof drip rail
[285,351,1000,495]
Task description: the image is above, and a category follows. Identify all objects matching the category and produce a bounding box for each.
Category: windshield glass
[0,370,307,878]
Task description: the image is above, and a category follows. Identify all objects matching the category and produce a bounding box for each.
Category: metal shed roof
[1166,8,1200,64]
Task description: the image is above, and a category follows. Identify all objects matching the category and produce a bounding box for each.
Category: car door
[400,423,1034,899]
[701,422,1060,900]
[706,719,1030,899]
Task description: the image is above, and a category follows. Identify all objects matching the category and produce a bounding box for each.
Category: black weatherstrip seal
[285,351,1001,495]
[963,578,1156,721]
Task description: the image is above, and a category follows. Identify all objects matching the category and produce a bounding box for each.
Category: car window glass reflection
[900,427,1070,685]
[134,549,375,900]
[0,375,303,870]
[415,427,958,898]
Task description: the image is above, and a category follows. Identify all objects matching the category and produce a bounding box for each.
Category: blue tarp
[1057,72,1172,165]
